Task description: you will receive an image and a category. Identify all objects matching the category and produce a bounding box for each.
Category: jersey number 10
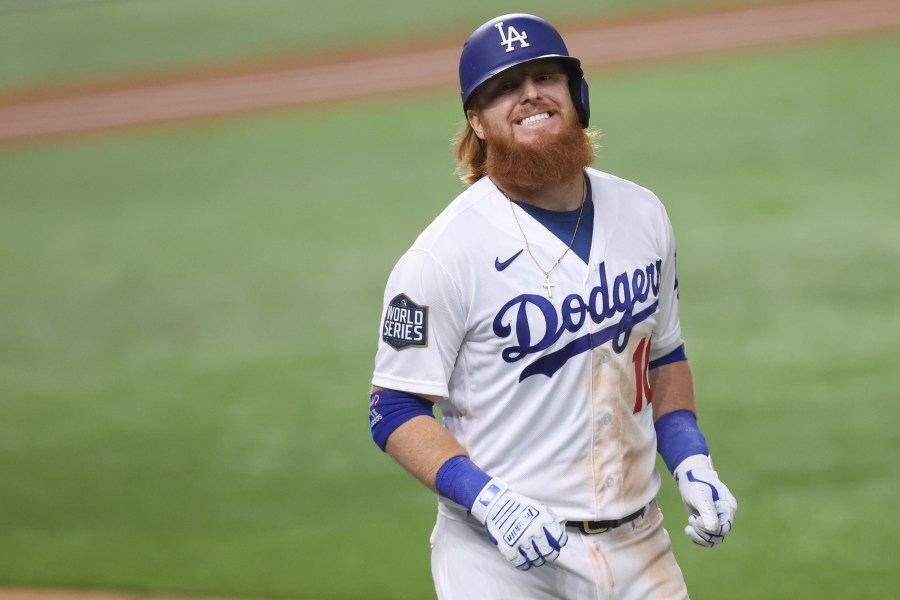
[632,337,653,414]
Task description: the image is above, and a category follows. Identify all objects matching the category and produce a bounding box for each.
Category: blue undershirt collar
[510,173,593,264]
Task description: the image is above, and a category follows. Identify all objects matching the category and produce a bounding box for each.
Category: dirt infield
[0,0,898,147]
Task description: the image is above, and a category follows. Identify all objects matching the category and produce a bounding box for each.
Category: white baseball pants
[430,500,689,599]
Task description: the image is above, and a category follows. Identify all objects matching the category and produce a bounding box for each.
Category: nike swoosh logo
[495,249,524,271]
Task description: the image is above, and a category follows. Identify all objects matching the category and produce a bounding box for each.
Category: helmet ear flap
[577,77,590,128]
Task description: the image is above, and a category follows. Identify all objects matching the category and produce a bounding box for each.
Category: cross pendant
[542,276,555,298]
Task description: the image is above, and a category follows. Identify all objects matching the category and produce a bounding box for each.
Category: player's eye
[487,80,517,98]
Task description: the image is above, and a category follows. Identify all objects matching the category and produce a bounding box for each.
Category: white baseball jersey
[372,167,683,521]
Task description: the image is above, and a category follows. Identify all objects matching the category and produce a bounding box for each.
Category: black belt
[567,506,646,535]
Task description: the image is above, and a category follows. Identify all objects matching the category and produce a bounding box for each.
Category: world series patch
[382,293,428,350]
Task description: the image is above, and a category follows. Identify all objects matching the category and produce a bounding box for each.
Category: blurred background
[1,0,898,598]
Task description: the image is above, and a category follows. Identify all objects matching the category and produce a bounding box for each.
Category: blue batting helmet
[459,14,590,128]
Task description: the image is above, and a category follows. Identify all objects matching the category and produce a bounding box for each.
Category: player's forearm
[649,359,697,421]
[650,359,738,547]
[651,360,712,475]
[385,414,470,493]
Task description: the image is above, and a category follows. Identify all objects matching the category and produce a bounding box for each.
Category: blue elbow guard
[655,409,709,473]
[369,389,435,451]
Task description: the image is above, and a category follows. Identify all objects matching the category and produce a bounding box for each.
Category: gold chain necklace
[498,175,586,298]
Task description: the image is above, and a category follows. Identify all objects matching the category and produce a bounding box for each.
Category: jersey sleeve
[649,207,685,361]
[371,249,466,398]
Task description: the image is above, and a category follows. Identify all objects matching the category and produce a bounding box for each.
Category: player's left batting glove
[674,454,738,548]
[470,477,568,570]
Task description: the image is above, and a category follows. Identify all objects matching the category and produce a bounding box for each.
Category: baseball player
[369,13,737,599]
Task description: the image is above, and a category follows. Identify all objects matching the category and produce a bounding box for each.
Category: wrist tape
[435,455,492,510]
[655,409,709,473]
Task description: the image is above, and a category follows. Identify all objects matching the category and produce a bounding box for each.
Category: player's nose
[519,76,541,101]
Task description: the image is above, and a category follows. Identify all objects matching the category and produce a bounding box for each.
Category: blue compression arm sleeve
[435,456,492,509]
[654,409,709,473]
[369,389,435,451]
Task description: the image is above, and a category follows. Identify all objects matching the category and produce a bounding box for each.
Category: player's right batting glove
[470,477,568,570]
[674,454,738,547]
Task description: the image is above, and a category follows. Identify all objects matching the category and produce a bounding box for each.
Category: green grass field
[1,2,899,598]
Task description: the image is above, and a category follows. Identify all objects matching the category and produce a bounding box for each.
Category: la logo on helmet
[494,22,530,52]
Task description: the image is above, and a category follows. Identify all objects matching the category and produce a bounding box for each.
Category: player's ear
[467,109,486,140]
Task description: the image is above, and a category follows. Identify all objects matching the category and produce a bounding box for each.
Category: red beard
[483,110,594,195]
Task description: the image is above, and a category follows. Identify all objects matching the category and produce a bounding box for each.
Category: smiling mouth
[517,112,551,126]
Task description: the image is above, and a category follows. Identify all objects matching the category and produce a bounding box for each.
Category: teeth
[520,112,550,126]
